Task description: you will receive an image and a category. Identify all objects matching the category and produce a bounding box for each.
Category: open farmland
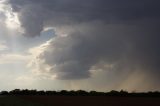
[19,96,160,106]
[0,96,42,106]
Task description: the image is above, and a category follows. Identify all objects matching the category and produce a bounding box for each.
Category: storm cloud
[8,0,160,36]
[7,0,160,83]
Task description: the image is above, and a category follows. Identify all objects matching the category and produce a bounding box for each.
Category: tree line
[0,89,160,97]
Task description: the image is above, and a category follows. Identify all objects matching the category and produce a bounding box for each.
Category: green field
[0,96,42,106]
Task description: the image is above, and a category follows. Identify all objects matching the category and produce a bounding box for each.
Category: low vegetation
[1,89,160,97]
[0,96,42,106]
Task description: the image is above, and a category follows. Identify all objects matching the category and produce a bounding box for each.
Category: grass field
[0,96,160,106]
[0,96,42,106]
[20,96,160,106]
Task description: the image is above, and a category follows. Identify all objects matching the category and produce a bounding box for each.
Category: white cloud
[0,41,8,51]
[27,39,56,79]
[5,10,20,30]
[0,53,30,64]
[14,75,36,86]
[0,0,22,37]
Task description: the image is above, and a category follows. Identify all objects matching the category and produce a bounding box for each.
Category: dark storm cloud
[8,0,160,37]
[7,0,160,81]
[37,21,160,80]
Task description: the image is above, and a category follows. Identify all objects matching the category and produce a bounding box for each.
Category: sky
[0,0,160,92]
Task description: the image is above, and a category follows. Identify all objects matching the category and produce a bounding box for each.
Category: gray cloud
[8,0,160,37]
[35,20,160,80]
[7,0,160,85]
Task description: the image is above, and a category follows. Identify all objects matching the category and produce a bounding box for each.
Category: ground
[0,96,160,106]
[0,96,42,106]
[19,96,160,106]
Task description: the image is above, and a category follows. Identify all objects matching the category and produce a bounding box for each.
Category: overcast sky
[0,0,160,92]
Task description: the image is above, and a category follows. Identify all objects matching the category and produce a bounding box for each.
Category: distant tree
[46,91,57,95]
[37,90,45,95]
[10,89,21,95]
[90,91,98,96]
[69,90,76,96]
[60,90,69,95]
[76,90,88,96]
[0,89,160,97]
[0,91,9,95]
[30,89,37,95]
[119,90,128,95]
